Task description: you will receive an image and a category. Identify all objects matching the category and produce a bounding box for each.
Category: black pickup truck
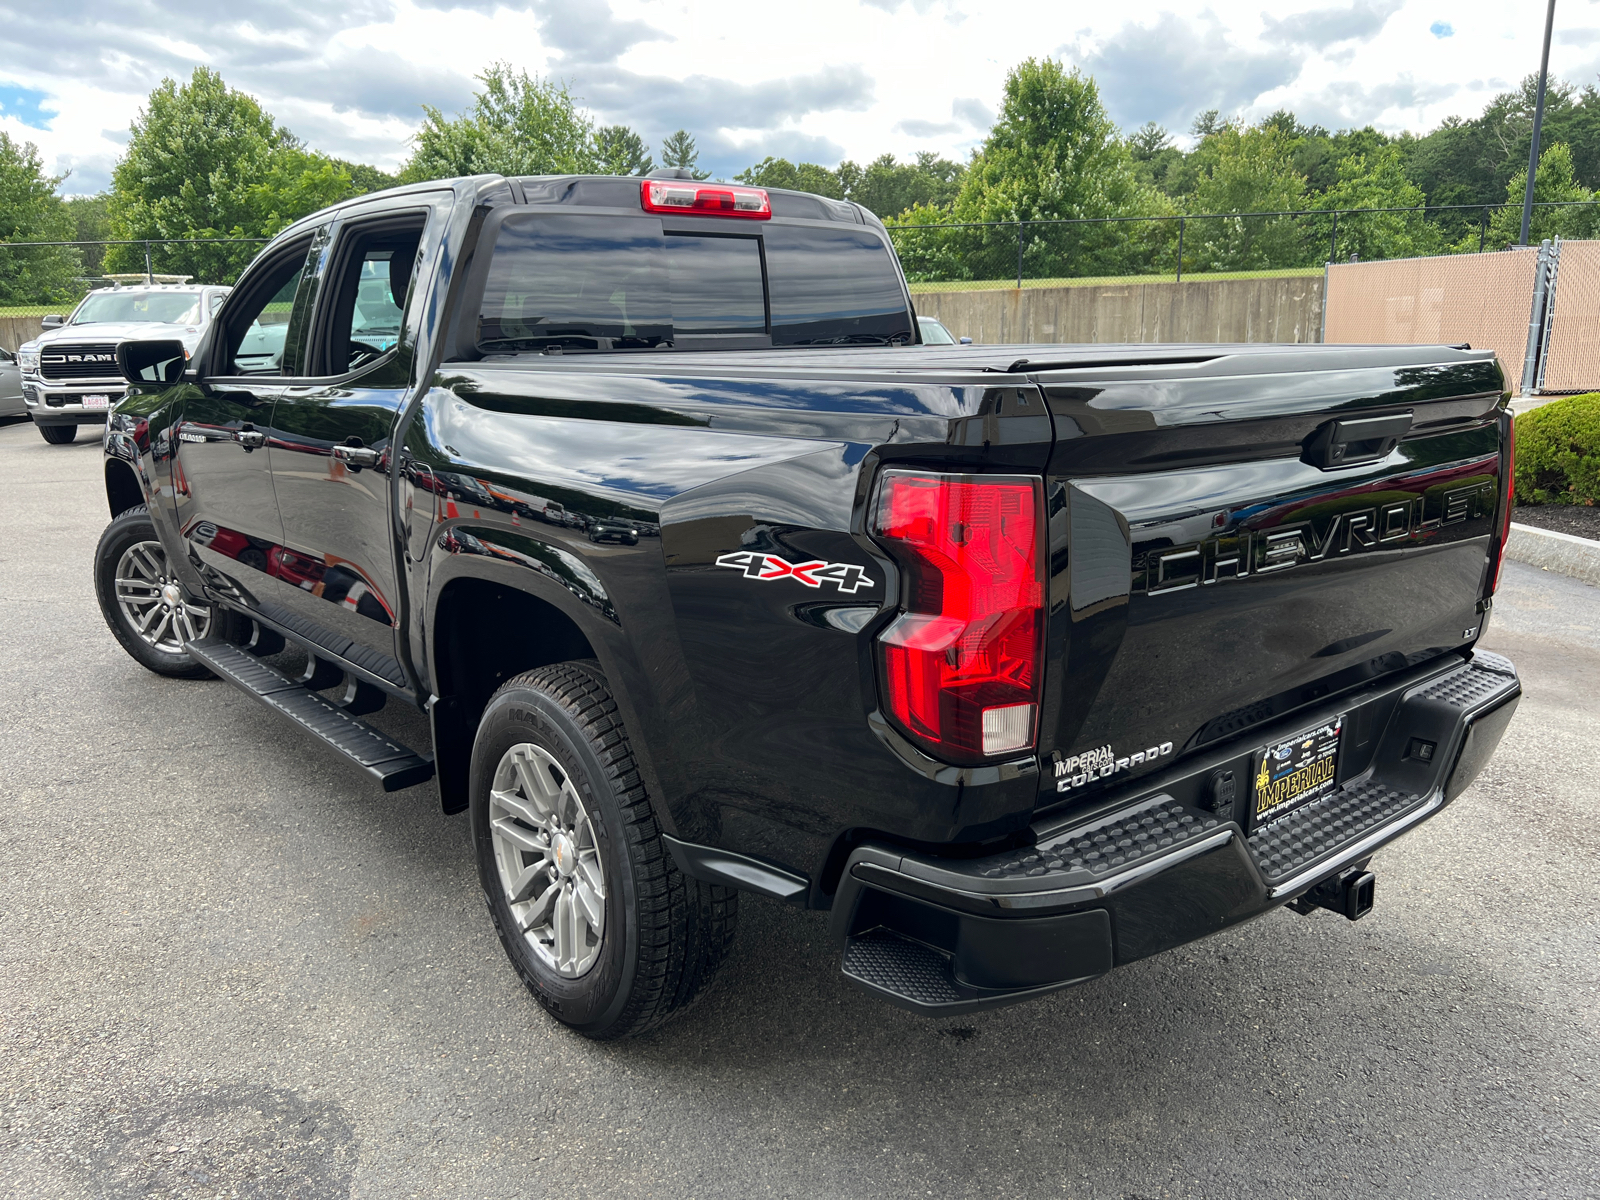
[94,172,1521,1039]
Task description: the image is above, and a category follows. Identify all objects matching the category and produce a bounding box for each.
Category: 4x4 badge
[715,551,873,594]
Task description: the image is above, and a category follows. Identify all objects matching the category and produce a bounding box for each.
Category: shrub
[1515,392,1600,505]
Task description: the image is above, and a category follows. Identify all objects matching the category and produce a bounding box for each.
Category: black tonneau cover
[473,341,1498,382]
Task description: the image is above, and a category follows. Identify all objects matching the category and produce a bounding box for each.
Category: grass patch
[908,267,1325,293]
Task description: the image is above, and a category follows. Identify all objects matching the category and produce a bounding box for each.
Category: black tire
[470,662,737,1039]
[93,505,214,680]
[39,423,77,444]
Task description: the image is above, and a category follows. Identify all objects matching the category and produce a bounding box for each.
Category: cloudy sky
[2,0,1598,196]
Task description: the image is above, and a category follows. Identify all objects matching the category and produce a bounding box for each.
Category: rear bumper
[831,649,1521,1014]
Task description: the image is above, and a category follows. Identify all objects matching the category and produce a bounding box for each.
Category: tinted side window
[478,214,670,351]
[764,227,911,345]
[665,234,765,334]
[221,241,314,376]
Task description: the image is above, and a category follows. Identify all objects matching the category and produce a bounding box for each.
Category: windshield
[73,291,205,326]
[918,317,955,345]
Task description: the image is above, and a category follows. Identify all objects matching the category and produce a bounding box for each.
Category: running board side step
[187,637,435,792]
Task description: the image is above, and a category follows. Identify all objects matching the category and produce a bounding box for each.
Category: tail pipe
[1290,868,1376,922]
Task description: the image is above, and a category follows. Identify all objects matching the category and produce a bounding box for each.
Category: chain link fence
[886,201,1600,292]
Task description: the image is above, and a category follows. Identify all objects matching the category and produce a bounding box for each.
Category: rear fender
[423,548,674,823]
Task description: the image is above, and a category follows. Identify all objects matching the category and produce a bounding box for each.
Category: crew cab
[93,173,1520,1038]
[20,281,229,444]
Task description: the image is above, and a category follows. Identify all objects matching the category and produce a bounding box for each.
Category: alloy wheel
[489,742,607,978]
[113,540,211,654]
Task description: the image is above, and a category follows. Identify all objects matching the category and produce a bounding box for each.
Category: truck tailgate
[1035,348,1507,805]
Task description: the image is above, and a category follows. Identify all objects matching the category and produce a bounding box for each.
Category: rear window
[471,213,910,354]
[763,226,913,345]
[666,234,765,335]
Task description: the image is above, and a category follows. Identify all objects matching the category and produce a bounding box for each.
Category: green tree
[936,58,1170,280]
[107,67,356,283]
[659,130,710,179]
[1483,141,1600,248]
[1127,121,1186,194]
[595,125,653,175]
[1400,75,1600,242]
[0,132,79,305]
[848,152,965,218]
[735,157,844,197]
[402,64,601,181]
[332,160,399,195]
[1183,122,1308,271]
[1312,143,1442,261]
[66,193,112,277]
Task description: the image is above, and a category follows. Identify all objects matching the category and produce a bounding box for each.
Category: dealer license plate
[1249,716,1343,831]
[81,394,109,409]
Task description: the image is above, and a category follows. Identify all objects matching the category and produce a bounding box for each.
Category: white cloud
[1,0,1596,195]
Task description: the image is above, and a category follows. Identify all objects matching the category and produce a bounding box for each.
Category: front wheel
[470,662,737,1039]
[94,505,214,679]
[38,424,77,444]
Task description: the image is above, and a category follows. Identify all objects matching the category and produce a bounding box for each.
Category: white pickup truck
[19,282,230,444]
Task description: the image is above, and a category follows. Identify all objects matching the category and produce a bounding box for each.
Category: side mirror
[40,315,65,329]
[958,336,973,345]
[117,339,189,385]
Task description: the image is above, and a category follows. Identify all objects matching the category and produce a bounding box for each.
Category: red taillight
[640,179,771,219]
[1490,412,1516,595]
[871,470,1045,764]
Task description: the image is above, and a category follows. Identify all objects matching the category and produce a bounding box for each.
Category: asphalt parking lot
[1,414,1596,1200]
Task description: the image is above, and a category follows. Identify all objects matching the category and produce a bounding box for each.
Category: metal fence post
[1536,236,1563,391]
[1520,238,1555,395]
[1175,217,1185,283]
[1329,210,1339,263]
[1320,260,1329,344]
[1016,220,1024,289]
[1479,208,1488,253]
[143,241,152,285]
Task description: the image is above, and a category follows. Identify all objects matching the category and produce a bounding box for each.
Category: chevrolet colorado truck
[20,281,230,443]
[93,173,1521,1039]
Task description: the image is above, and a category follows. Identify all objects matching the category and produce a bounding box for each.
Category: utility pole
[1520,0,1558,245]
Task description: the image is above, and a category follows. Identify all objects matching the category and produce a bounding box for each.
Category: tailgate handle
[1302,411,1413,469]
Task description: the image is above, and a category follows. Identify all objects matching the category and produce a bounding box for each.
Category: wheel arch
[105,458,145,518]
[427,572,602,814]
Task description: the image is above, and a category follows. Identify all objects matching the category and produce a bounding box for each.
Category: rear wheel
[94,505,214,679]
[38,424,76,444]
[470,661,737,1039]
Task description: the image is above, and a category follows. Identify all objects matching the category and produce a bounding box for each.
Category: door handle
[236,426,265,450]
[333,442,380,469]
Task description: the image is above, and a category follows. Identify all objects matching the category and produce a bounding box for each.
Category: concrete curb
[1506,522,1600,587]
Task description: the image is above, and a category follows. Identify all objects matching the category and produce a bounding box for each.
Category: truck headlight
[18,344,40,373]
